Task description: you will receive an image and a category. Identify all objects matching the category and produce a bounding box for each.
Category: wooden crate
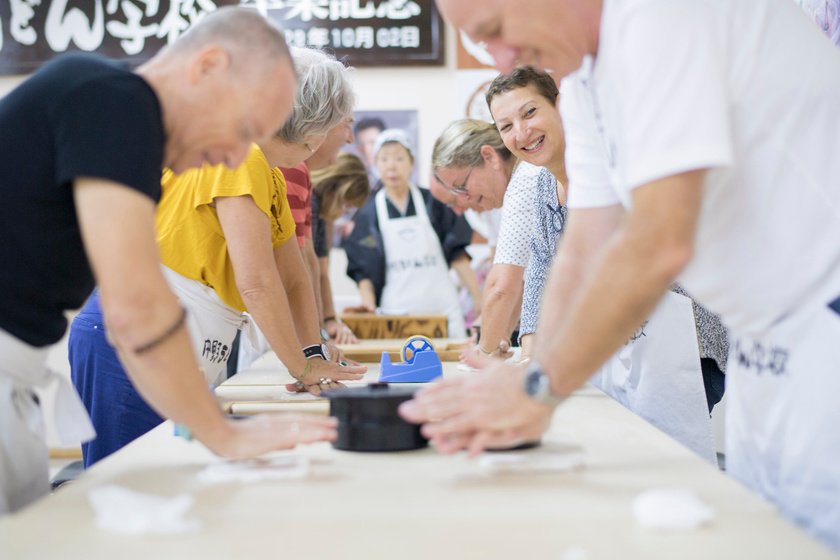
[339,313,448,339]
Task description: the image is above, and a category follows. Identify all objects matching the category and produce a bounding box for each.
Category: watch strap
[303,344,328,361]
[524,362,565,408]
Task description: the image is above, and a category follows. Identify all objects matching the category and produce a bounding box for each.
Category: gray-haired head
[431,118,511,171]
[166,7,290,74]
[276,47,356,144]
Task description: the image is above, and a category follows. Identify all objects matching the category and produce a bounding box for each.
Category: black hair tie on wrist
[134,306,188,354]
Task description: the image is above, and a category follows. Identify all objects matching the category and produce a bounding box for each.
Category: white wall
[0,75,25,97]
[0,22,460,176]
[349,21,458,182]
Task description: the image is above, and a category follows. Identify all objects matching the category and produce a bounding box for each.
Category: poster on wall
[0,0,444,76]
[342,109,419,188]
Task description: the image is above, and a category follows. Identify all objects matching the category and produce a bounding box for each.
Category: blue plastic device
[378,347,443,383]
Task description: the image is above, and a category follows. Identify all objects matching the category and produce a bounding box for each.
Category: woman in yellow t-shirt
[69,47,365,466]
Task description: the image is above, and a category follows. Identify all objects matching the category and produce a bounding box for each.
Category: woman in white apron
[486,67,723,462]
[345,129,475,338]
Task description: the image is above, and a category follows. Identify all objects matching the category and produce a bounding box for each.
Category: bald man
[402,0,840,550]
[0,7,336,515]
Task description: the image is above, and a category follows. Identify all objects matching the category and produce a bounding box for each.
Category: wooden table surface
[0,357,834,559]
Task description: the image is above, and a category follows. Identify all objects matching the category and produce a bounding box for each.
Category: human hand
[327,318,358,344]
[285,358,366,396]
[210,413,338,459]
[398,355,554,457]
[325,341,345,363]
[342,304,375,314]
[459,338,514,363]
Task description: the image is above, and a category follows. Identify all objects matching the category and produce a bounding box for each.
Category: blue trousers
[69,290,163,468]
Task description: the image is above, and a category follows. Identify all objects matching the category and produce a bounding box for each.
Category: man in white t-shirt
[401,0,840,550]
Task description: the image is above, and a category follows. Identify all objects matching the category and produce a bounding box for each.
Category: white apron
[162,266,259,387]
[375,186,465,338]
[0,328,95,514]
[590,290,716,464]
[726,296,840,552]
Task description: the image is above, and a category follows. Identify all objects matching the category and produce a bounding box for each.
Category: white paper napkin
[632,487,715,530]
[197,456,310,484]
[88,485,201,535]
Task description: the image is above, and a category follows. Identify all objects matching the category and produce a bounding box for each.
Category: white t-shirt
[494,161,540,267]
[562,0,840,336]
[464,207,503,248]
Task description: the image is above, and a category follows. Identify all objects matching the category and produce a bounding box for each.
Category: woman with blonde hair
[432,118,541,358]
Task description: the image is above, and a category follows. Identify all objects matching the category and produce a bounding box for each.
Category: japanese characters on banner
[0,0,444,76]
[244,0,443,65]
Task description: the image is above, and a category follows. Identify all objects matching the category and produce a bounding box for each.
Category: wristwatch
[303,343,330,361]
[523,361,565,408]
[320,327,330,342]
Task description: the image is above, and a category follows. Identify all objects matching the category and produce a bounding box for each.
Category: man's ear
[189,45,231,84]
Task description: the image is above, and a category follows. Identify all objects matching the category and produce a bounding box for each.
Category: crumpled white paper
[88,485,201,535]
[631,487,715,530]
[197,456,310,485]
[478,450,584,474]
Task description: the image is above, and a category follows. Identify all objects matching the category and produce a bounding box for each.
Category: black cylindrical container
[323,383,428,452]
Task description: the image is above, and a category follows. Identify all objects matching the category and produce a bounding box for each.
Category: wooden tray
[338,338,468,363]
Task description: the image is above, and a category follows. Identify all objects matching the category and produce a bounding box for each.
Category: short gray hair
[277,47,356,144]
[431,118,511,171]
[167,7,290,71]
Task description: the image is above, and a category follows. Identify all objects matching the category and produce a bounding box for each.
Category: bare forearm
[276,244,322,351]
[319,256,336,322]
[537,234,678,394]
[535,174,702,395]
[358,279,377,309]
[75,180,232,453]
[303,239,324,325]
[239,274,309,376]
[479,263,524,350]
[112,318,232,448]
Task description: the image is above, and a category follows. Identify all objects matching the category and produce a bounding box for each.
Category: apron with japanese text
[725,295,840,552]
[375,186,465,337]
[162,266,259,387]
[591,290,716,463]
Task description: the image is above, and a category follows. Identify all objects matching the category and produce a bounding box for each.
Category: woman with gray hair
[432,119,541,360]
[69,46,365,467]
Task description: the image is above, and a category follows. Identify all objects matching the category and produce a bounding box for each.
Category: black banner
[0,0,444,76]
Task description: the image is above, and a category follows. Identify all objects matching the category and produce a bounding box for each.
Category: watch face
[320,327,330,342]
[524,369,542,398]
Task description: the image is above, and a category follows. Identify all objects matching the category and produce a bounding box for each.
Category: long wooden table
[0,354,834,559]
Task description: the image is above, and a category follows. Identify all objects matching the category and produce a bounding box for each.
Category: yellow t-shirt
[157,144,296,312]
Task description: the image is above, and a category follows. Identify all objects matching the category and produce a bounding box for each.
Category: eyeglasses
[434,166,474,196]
[547,204,566,233]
